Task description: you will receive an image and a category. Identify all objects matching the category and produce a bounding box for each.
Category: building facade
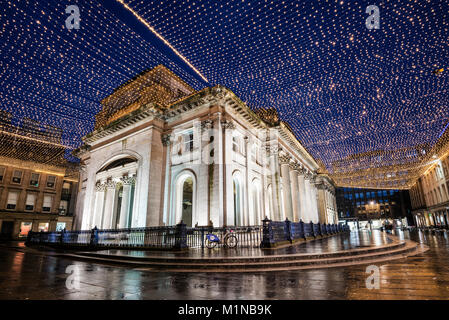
[410,154,449,228]
[0,111,79,240]
[75,65,338,230]
[336,187,412,230]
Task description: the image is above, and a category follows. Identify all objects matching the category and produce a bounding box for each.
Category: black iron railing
[260,218,350,248]
[26,220,349,250]
[26,224,263,250]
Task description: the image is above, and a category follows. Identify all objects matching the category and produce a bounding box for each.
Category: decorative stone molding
[161,134,172,146]
[265,144,281,155]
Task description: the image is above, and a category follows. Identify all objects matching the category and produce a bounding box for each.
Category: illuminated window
[38,223,49,232]
[56,222,66,232]
[42,195,53,212]
[25,193,36,211]
[19,222,32,237]
[46,176,56,188]
[11,170,22,184]
[6,191,19,210]
[29,173,40,187]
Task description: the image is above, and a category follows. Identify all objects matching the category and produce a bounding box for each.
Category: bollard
[261,216,275,248]
[173,221,187,250]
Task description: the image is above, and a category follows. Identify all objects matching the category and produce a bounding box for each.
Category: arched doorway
[181,177,193,226]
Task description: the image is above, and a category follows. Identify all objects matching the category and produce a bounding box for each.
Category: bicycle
[205,228,238,248]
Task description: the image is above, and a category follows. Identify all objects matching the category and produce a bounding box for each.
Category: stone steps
[58,238,427,272]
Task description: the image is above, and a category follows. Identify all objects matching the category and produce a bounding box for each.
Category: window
[232,136,241,153]
[42,195,53,212]
[0,167,4,182]
[56,222,66,232]
[59,200,68,215]
[25,193,36,211]
[183,131,194,152]
[46,176,56,188]
[19,222,32,237]
[12,170,22,184]
[38,223,49,232]
[29,173,40,187]
[7,191,19,210]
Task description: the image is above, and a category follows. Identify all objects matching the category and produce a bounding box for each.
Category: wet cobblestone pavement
[0,229,448,300]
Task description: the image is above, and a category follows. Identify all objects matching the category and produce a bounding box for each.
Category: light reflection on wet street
[1,230,449,300]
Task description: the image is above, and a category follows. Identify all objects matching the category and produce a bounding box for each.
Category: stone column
[162,133,172,226]
[267,145,282,221]
[279,154,293,221]
[310,175,319,223]
[93,182,106,229]
[118,176,135,228]
[297,169,307,221]
[102,180,117,229]
[244,136,251,225]
[290,163,300,222]
[303,172,313,222]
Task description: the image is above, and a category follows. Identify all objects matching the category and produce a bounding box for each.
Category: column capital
[201,119,214,130]
[120,176,135,185]
[221,120,235,130]
[95,182,107,192]
[161,134,172,146]
[290,162,302,171]
[105,180,117,189]
[279,154,291,165]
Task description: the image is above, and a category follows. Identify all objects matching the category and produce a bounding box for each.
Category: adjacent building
[0,111,79,240]
[75,65,338,230]
[410,154,449,228]
[336,187,412,230]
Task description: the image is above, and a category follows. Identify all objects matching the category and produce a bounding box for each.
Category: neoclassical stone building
[75,65,338,229]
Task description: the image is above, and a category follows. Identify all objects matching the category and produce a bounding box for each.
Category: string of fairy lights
[0,0,448,188]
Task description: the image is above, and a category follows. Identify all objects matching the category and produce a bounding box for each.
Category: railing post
[310,221,315,238]
[173,221,187,250]
[201,227,205,249]
[299,220,306,240]
[261,217,275,248]
[284,218,292,243]
[90,226,98,247]
[26,231,33,245]
[60,228,65,245]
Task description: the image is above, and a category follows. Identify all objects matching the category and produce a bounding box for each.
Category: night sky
[0,0,448,182]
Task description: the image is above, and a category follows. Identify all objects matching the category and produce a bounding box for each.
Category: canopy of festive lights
[0,0,448,189]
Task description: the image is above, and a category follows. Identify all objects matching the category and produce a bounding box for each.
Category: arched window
[174,171,196,227]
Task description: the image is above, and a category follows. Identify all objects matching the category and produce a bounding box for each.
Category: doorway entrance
[0,221,14,240]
